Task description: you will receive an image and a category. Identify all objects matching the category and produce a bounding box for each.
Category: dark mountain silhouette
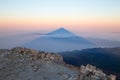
[59,47,120,80]
[47,27,76,38]
[24,28,95,52]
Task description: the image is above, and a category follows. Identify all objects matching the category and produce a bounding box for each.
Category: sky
[0,0,120,38]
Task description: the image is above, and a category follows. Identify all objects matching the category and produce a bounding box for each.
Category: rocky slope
[59,47,120,80]
[0,47,116,80]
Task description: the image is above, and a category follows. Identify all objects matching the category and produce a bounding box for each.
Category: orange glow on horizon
[0,16,120,32]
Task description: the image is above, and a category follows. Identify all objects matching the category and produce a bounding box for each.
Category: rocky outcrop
[10,47,63,63]
[0,47,116,80]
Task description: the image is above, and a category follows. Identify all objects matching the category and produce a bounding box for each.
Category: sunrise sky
[0,0,120,34]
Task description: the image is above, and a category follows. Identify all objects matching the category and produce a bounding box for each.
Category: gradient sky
[0,0,120,34]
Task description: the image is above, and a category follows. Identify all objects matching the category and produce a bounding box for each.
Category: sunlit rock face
[0,47,116,80]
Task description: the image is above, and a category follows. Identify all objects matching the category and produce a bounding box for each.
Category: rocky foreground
[0,47,116,80]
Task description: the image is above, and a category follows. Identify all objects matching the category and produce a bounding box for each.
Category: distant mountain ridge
[24,28,95,52]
